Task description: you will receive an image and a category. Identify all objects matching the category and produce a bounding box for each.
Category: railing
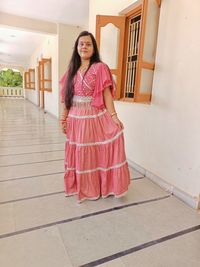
[0,87,24,97]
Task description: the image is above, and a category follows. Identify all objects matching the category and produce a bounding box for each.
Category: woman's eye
[78,42,92,47]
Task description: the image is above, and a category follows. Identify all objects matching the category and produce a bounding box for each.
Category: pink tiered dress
[60,62,130,202]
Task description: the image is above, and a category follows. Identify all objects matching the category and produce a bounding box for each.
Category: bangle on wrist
[60,120,67,125]
[110,112,117,117]
[60,115,67,120]
[60,117,67,122]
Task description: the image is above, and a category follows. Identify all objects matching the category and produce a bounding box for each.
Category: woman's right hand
[112,115,124,129]
[60,106,69,134]
[60,120,67,134]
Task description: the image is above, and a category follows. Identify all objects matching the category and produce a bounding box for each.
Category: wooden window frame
[24,71,30,89]
[24,69,35,90]
[38,60,44,109]
[39,58,52,92]
[96,0,161,104]
[121,5,142,102]
[37,65,40,107]
[29,68,35,90]
[96,15,125,99]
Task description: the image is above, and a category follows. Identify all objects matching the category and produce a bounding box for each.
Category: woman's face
[77,35,94,61]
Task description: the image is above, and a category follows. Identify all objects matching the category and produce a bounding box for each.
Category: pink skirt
[64,95,130,202]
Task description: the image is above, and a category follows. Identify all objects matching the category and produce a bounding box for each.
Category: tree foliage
[0,69,23,87]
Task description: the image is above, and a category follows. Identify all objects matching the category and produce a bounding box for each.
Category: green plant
[0,69,23,87]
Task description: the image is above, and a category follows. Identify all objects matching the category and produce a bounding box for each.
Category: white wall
[24,87,38,104]
[25,24,84,118]
[89,0,138,33]
[41,36,59,117]
[25,35,59,117]
[0,12,57,35]
[58,24,83,116]
[58,24,83,78]
[89,0,200,202]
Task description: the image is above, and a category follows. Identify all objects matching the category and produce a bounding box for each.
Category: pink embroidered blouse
[60,62,115,109]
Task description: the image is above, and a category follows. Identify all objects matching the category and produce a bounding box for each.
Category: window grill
[124,15,141,98]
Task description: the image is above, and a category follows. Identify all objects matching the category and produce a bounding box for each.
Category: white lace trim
[102,190,128,199]
[73,95,92,103]
[64,191,128,203]
[66,130,123,147]
[68,109,106,119]
[65,160,127,174]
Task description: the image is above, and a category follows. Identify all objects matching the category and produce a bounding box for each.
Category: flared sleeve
[91,63,116,109]
[59,71,68,103]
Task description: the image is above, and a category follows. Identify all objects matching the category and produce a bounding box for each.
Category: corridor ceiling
[0,0,89,67]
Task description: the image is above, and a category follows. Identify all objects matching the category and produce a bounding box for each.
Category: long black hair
[64,31,101,109]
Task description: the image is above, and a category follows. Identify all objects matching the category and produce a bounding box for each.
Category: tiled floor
[0,98,200,267]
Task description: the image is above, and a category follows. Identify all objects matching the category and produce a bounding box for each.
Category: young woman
[60,31,130,203]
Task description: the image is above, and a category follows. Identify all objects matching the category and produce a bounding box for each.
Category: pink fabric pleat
[64,105,130,202]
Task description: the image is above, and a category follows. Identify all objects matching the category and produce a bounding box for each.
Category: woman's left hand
[112,115,124,129]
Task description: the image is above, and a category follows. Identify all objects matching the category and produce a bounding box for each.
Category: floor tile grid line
[0,127,61,131]
[0,171,65,183]
[0,127,60,132]
[132,176,145,180]
[0,177,142,205]
[1,119,56,121]
[79,224,200,267]
[0,158,64,167]
[0,121,59,125]
[0,135,64,142]
[0,121,57,124]
[0,141,64,148]
[1,121,57,127]
[0,123,58,126]
[0,195,170,240]
[0,166,144,182]
[0,191,65,205]
[0,149,65,157]
[0,130,61,135]
[0,126,59,129]
[0,170,144,183]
